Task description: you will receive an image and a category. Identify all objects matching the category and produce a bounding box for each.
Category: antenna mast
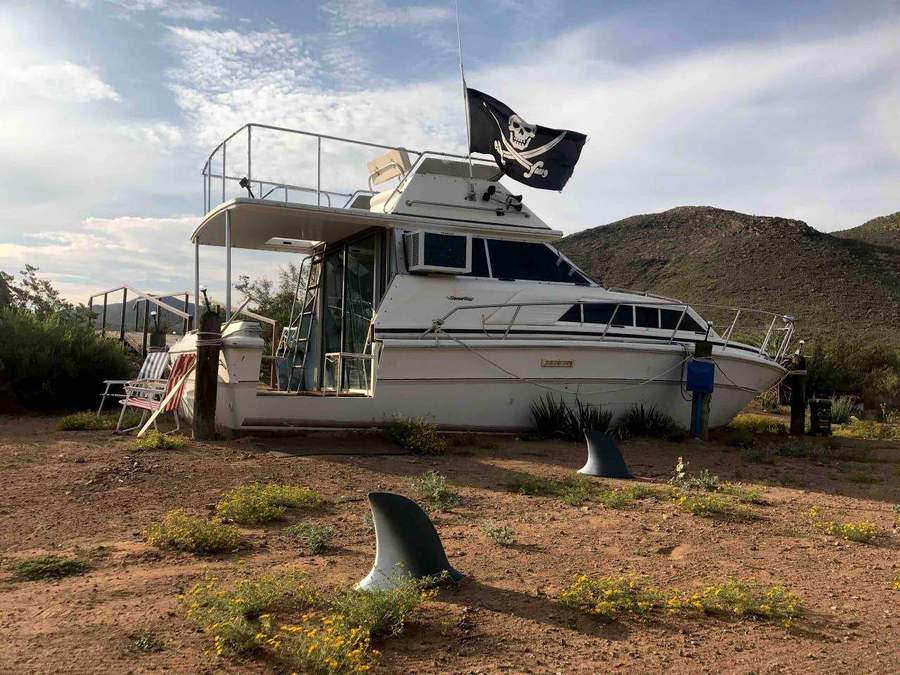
[455,0,475,185]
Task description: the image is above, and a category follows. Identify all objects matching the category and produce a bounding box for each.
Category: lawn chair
[116,352,196,433]
[97,349,169,416]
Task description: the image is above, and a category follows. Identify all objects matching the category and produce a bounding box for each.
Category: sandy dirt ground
[0,415,897,674]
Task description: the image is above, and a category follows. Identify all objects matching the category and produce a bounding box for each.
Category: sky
[1,0,899,303]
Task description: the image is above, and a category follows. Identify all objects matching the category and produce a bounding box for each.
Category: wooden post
[101,293,108,337]
[193,310,221,440]
[789,350,807,435]
[141,301,149,359]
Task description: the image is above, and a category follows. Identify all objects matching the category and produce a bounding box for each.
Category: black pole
[789,348,807,435]
[183,293,189,334]
[101,293,108,337]
[119,288,127,342]
[193,309,221,440]
[88,297,93,327]
[141,301,149,359]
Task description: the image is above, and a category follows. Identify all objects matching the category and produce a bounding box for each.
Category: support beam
[101,293,108,336]
[225,210,232,319]
[194,239,200,327]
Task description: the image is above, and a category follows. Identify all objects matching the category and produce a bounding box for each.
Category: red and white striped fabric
[123,352,196,412]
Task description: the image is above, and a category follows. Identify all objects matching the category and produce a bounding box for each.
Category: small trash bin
[808,398,832,436]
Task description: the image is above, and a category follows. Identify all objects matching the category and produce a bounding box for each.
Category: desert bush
[481,521,516,545]
[559,475,593,505]
[834,418,899,440]
[830,395,858,424]
[409,470,460,511]
[263,613,375,673]
[130,631,165,653]
[131,431,187,451]
[286,523,335,554]
[10,554,88,581]
[145,510,241,553]
[181,569,316,656]
[806,340,900,411]
[0,307,131,411]
[672,491,756,519]
[562,574,802,627]
[215,483,323,525]
[383,416,447,455]
[560,575,660,620]
[718,484,767,505]
[668,457,719,491]
[728,414,787,435]
[504,473,557,496]
[808,507,878,542]
[613,404,684,441]
[57,410,140,431]
[329,575,435,639]
[669,579,802,627]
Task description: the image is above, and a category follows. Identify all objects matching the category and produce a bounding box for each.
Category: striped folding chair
[97,349,169,416]
[116,352,196,433]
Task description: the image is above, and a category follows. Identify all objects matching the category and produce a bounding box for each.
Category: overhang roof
[192,198,563,252]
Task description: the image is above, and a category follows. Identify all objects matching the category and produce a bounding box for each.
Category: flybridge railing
[422,300,796,362]
[200,123,477,215]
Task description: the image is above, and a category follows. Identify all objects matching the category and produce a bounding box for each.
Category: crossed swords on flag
[485,106,566,179]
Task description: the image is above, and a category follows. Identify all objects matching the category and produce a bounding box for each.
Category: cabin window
[465,237,490,277]
[582,303,634,327]
[660,308,705,333]
[635,306,660,329]
[486,240,589,284]
[558,304,582,322]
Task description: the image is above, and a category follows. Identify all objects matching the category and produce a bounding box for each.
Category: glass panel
[583,303,633,327]
[635,306,660,328]
[343,234,377,389]
[321,249,344,389]
[558,305,581,322]
[487,240,589,284]
[660,308,705,333]
[464,237,490,277]
[423,232,467,268]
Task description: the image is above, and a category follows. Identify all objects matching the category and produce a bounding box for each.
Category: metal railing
[422,300,796,362]
[200,122,484,214]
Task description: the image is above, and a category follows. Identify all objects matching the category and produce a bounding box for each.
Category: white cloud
[12,61,120,102]
[67,0,223,21]
[321,0,453,28]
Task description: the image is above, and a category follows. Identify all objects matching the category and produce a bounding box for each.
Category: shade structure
[578,431,634,479]
[357,492,462,591]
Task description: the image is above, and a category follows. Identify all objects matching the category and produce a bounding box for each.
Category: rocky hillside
[558,206,900,343]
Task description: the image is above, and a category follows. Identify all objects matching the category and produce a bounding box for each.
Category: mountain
[835,211,900,250]
[557,206,900,344]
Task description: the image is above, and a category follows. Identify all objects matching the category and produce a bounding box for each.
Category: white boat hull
[172,333,785,432]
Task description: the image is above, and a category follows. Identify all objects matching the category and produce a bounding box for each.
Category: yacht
[168,123,795,433]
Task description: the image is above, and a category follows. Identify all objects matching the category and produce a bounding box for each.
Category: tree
[1,265,91,322]
[235,261,306,330]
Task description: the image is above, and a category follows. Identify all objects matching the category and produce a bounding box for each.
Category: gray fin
[357,491,462,591]
[578,431,634,478]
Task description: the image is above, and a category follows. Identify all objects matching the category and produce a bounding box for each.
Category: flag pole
[455,0,475,186]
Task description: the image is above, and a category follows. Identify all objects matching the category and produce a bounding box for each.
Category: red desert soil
[0,415,898,674]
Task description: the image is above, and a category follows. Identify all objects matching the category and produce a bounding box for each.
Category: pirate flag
[466,88,587,190]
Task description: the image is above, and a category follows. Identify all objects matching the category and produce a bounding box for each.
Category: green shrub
[0,308,131,410]
[130,632,165,653]
[830,395,858,424]
[409,470,460,511]
[808,507,879,542]
[559,475,594,505]
[806,340,900,411]
[215,483,324,525]
[57,410,140,431]
[145,509,241,553]
[613,405,684,441]
[286,523,335,553]
[11,554,88,581]
[530,395,612,441]
[834,418,900,440]
[529,394,570,439]
[668,457,719,491]
[728,414,787,435]
[131,431,187,451]
[383,416,448,455]
[505,473,557,496]
[481,521,516,545]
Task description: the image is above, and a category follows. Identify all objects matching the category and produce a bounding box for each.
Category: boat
[166,123,796,433]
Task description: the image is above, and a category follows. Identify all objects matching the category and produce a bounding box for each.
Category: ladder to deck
[276,250,325,390]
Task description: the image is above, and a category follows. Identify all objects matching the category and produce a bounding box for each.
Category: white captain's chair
[367,148,411,213]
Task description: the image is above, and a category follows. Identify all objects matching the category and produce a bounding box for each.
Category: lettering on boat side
[540,359,573,368]
[446,296,474,301]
